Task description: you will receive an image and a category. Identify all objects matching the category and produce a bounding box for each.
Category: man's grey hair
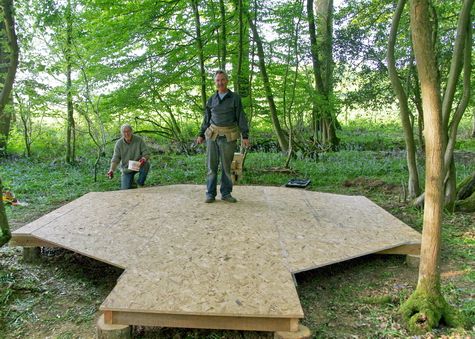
[120,124,133,134]
[214,70,229,80]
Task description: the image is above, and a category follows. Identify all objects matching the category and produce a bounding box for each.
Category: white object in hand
[128,160,140,171]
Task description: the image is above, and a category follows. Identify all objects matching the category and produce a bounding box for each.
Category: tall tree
[472,107,475,137]
[191,0,207,112]
[219,0,227,70]
[65,0,75,163]
[0,0,18,155]
[233,0,251,111]
[0,0,18,246]
[0,177,10,246]
[399,0,468,332]
[387,0,420,198]
[410,0,473,208]
[308,0,339,148]
[249,11,289,153]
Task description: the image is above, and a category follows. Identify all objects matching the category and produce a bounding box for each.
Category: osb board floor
[11,185,421,326]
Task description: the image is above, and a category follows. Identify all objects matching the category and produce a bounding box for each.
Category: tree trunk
[15,93,32,157]
[65,0,75,164]
[191,0,207,112]
[0,176,10,247]
[307,0,324,140]
[412,0,473,209]
[400,0,463,332]
[0,0,18,155]
[442,17,472,207]
[316,0,338,148]
[0,179,10,246]
[219,0,227,70]
[456,172,475,200]
[234,0,250,103]
[283,3,303,165]
[307,0,339,149]
[248,15,288,153]
[440,0,473,128]
[472,106,475,138]
[235,0,251,153]
[387,0,420,198]
[455,172,475,212]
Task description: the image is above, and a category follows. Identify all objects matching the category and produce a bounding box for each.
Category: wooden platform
[10,185,421,332]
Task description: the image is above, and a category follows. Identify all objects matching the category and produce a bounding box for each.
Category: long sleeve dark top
[199,90,249,139]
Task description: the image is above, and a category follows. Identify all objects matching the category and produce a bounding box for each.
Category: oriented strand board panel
[259,187,421,273]
[101,186,302,320]
[10,185,420,331]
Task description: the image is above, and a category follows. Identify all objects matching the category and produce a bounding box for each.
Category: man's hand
[107,170,114,179]
[242,138,251,149]
[196,136,205,145]
[139,157,147,167]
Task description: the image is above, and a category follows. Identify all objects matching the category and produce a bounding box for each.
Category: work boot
[221,195,237,203]
[205,196,215,203]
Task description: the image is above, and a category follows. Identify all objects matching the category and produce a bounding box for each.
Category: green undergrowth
[0,123,474,338]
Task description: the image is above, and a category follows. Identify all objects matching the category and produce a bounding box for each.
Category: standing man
[107,124,150,190]
[196,70,250,203]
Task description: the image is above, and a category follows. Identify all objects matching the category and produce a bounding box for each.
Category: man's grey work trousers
[206,136,236,198]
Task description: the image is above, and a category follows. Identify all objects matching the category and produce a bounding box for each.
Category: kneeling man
[107,124,150,189]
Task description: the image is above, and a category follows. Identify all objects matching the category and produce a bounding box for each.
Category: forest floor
[1,124,474,338]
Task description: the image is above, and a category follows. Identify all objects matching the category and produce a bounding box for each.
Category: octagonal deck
[10,185,421,332]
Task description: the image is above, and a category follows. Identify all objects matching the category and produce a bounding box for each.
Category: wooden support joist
[377,243,421,256]
[9,234,59,248]
[103,310,300,332]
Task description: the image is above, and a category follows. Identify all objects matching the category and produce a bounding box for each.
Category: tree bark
[234,0,250,107]
[443,17,472,206]
[472,107,475,138]
[316,0,338,148]
[307,0,339,148]
[456,172,475,200]
[235,0,251,154]
[0,176,10,247]
[219,0,227,70]
[387,0,420,198]
[440,0,473,128]
[65,0,75,164]
[249,15,288,153]
[0,0,18,155]
[455,173,475,213]
[307,0,324,139]
[412,0,473,209]
[191,0,207,112]
[400,0,463,332]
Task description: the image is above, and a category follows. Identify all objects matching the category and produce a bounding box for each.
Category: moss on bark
[400,286,465,334]
[455,191,475,212]
[456,172,475,200]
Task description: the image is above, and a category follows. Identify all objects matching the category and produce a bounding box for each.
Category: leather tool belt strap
[205,124,240,142]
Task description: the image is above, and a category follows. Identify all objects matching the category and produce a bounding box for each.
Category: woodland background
[0,0,474,337]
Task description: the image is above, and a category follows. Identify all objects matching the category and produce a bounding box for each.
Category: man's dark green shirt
[199,90,249,139]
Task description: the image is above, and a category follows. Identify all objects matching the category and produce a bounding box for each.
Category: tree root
[455,191,475,212]
[400,288,465,334]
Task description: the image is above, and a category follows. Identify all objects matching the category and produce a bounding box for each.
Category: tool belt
[205,124,241,142]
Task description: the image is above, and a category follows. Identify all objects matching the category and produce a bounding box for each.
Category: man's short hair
[214,70,229,80]
[120,124,133,134]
